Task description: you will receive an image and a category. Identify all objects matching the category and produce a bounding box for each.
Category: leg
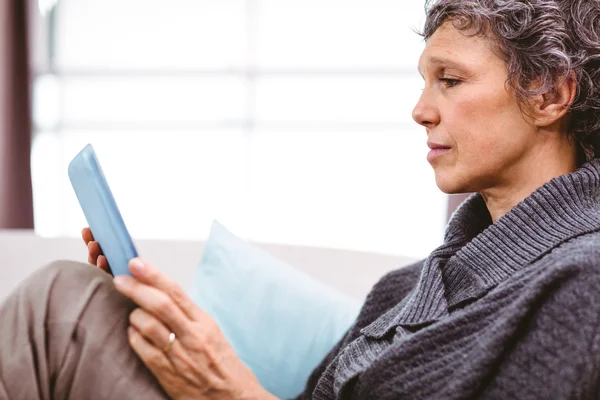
[0,261,169,400]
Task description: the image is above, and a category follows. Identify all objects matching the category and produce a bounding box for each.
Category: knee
[25,260,133,322]
[24,260,118,304]
[38,259,107,277]
[32,260,111,288]
[3,260,130,333]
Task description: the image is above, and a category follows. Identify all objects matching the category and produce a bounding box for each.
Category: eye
[440,78,461,88]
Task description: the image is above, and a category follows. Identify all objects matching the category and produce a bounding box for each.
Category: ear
[530,72,577,128]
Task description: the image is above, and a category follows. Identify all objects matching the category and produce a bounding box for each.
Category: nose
[412,88,440,129]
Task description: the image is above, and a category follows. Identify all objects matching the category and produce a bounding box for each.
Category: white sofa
[0,230,417,302]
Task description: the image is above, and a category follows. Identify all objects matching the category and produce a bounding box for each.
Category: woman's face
[413,22,538,194]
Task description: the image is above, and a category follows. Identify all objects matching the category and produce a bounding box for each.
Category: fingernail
[129,258,145,274]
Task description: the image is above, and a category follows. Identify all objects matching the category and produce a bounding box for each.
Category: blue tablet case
[68,144,138,276]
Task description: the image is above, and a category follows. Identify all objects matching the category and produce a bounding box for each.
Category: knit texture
[295,158,600,400]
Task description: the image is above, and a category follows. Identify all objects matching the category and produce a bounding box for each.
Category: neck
[481,135,579,223]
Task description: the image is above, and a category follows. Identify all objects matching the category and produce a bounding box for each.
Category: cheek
[445,101,495,162]
[449,91,528,164]
[435,94,533,194]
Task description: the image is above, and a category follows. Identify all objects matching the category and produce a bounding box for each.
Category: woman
[2,0,600,398]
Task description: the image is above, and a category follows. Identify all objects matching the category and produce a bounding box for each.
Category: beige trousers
[0,261,169,399]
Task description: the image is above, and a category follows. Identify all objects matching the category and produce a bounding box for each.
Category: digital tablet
[68,144,138,276]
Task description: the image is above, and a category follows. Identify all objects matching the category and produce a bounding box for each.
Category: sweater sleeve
[582,272,600,399]
[292,260,424,400]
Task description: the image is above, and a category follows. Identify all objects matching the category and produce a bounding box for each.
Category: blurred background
[1,0,467,260]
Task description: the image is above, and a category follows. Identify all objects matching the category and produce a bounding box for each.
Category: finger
[128,258,205,322]
[128,325,176,378]
[114,275,191,338]
[129,308,173,350]
[87,241,102,265]
[129,310,198,389]
[97,255,111,274]
[81,227,94,245]
[87,245,96,265]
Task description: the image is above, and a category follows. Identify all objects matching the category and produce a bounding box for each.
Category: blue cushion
[190,221,361,399]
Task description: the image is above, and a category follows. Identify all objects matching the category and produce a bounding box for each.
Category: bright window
[31,0,447,259]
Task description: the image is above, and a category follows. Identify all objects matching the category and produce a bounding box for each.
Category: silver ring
[161,332,176,353]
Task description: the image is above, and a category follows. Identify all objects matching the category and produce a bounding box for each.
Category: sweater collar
[362,158,600,339]
[443,158,600,307]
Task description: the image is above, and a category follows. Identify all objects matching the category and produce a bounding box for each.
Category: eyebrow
[417,56,470,77]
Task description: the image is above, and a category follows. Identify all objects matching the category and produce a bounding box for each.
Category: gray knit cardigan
[296,158,600,400]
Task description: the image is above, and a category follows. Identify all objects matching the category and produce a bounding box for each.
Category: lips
[427,141,451,150]
[426,141,452,163]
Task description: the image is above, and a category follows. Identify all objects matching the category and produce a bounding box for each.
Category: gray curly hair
[421,0,600,160]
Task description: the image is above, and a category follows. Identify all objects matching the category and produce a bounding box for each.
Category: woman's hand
[113,258,276,400]
[81,227,111,274]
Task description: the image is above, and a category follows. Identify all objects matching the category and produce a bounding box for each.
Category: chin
[434,169,472,194]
